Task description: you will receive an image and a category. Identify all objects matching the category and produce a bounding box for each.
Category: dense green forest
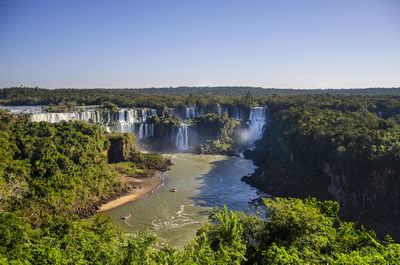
[0,111,167,221]
[2,90,400,263]
[244,96,400,241]
[195,113,242,154]
[2,197,399,264]
[0,111,121,221]
[1,86,400,108]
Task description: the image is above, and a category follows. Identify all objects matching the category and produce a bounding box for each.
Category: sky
[0,0,399,89]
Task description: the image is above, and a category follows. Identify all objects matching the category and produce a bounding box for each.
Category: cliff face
[107,133,136,163]
[324,163,400,240]
[243,116,400,241]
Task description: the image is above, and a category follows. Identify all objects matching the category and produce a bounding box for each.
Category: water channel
[100,153,261,248]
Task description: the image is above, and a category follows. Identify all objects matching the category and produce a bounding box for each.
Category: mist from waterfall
[239,107,267,145]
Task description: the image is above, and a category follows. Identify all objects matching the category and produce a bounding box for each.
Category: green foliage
[245,99,400,228]
[1,198,399,264]
[128,150,169,171]
[257,198,400,264]
[0,115,121,220]
[196,113,241,154]
[146,115,182,129]
[0,213,125,264]
[43,101,78,112]
[101,101,118,112]
[110,162,144,175]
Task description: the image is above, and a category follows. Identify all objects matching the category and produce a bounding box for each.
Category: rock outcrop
[107,133,136,163]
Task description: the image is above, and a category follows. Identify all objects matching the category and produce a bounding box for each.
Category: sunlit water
[100,153,261,248]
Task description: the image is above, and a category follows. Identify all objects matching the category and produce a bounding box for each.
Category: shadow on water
[190,155,263,214]
[100,153,264,248]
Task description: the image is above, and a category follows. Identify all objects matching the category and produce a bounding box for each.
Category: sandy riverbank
[97,171,164,213]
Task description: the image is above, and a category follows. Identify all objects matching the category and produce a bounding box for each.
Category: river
[99,153,261,248]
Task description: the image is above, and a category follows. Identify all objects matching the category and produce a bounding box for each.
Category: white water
[217,106,228,116]
[30,110,104,124]
[185,107,197,118]
[27,106,267,148]
[233,107,242,120]
[247,107,266,143]
[30,108,158,138]
[176,124,189,151]
[238,107,267,145]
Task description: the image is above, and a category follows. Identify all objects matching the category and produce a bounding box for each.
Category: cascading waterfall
[233,107,241,120]
[30,108,158,138]
[185,107,197,118]
[176,124,189,151]
[30,110,105,124]
[115,109,138,133]
[247,107,266,143]
[217,106,228,116]
[135,109,157,139]
[138,123,144,139]
[28,105,267,149]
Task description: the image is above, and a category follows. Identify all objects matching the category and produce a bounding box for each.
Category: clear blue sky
[0,0,399,89]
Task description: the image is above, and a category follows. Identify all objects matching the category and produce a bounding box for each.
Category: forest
[0,111,168,221]
[243,95,400,241]
[1,86,400,108]
[1,88,400,263]
[2,196,399,264]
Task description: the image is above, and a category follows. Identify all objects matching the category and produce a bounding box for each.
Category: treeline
[2,86,400,107]
[2,198,399,264]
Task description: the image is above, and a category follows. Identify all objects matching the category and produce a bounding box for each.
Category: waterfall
[29,108,159,138]
[217,106,222,116]
[29,109,109,124]
[28,106,266,147]
[247,107,266,143]
[185,107,197,118]
[150,109,157,116]
[138,123,144,139]
[233,107,241,120]
[144,123,148,138]
[217,106,228,116]
[114,109,137,133]
[30,108,151,134]
[176,124,189,151]
[118,110,125,121]
[166,108,175,116]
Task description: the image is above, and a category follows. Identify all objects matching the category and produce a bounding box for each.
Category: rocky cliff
[243,113,400,241]
[107,133,136,163]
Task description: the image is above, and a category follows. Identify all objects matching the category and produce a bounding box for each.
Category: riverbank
[97,170,164,213]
